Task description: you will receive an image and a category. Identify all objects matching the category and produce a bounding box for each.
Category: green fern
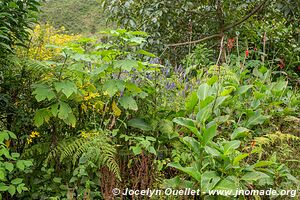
[22,142,51,159]
[47,131,121,180]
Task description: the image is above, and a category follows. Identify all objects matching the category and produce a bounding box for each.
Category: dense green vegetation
[0,0,299,199]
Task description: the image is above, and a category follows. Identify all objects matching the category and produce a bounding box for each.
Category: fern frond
[22,142,51,159]
[46,132,121,180]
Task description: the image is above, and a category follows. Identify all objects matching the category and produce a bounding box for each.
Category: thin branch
[223,0,268,31]
[167,0,268,47]
[216,35,225,66]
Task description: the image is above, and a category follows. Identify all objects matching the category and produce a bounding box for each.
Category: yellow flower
[27,138,33,144]
[83,92,100,101]
[30,131,40,138]
[17,24,81,61]
[27,131,40,144]
[5,140,11,148]
[103,91,109,96]
[81,103,88,112]
[80,131,88,138]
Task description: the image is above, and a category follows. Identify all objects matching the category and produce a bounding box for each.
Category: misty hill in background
[39,0,110,34]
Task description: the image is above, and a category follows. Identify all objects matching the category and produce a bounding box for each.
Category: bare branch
[216,35,225,66]
[166,0,268,47]
[224,0,268,31]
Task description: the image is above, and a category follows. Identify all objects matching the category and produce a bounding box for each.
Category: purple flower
[184,84,189,91]
[149,58,160,64]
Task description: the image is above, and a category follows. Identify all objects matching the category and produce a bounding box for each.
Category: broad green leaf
[196,106,211,124]
[32,84,56,102]
[114,60,138,71]
[103,79,125,97]
[17,185,23,194]
[54,80,77,98]
[16,161,25,171]
[182,137,201,156]
[0,184,8,192]
[214,96,229,109]
[220,87,235,96]
[207,75,218,85]
[57,102,72,120]
[0,148,11,159]
[137,49,155,57]
[173,117,201,139]
[119,96,138,111]
[23,160,33,167]
[63,112,76,127]
[34,108,52,127]
[237,85,253,95]
[167,162,201,182]
[203,123,217,145]
[11,153,20,158]
[214,178,237,191]
[145,136,156,142]
[241,171,269,181]
[140,139,151,148]
[185,91,198,112]
[53,177,62,183]
[0,130,16,140]
[148,146,157,155]
[131,145,142,155]
[253,161,274,168]
[197,83,210,101]
[245,110,270,128]
[128,118,152,131]
[199,96,214,108]
[7,131,16,139]
[231,127,250,140]
[233,153,249,166]
[213,115,230,124]
[201,171,221,192]
[223,140,241,155]
[4,162,14,172]
[205,146,221,157]
[11,178,22,185]
[271,81,287,92]
[0,169,6,181]
[286,174,300,184]
[8,185,16,196]
[125,82,142,94]
[50,103,59,116]
[0,131,9,143]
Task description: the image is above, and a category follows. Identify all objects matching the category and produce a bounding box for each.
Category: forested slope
[39,0,109,34]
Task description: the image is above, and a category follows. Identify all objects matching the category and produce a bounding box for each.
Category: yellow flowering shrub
[27,131,40,144]
[18,24,81,60]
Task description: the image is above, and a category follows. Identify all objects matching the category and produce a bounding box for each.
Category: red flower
[279,59,285,69]
[297,66,300,71]
[254,47,257,51]
[279,63,285,69]
[245,50,249,57]
[227,38,235,50]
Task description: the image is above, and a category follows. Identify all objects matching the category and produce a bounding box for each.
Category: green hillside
[39,0,109,34]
